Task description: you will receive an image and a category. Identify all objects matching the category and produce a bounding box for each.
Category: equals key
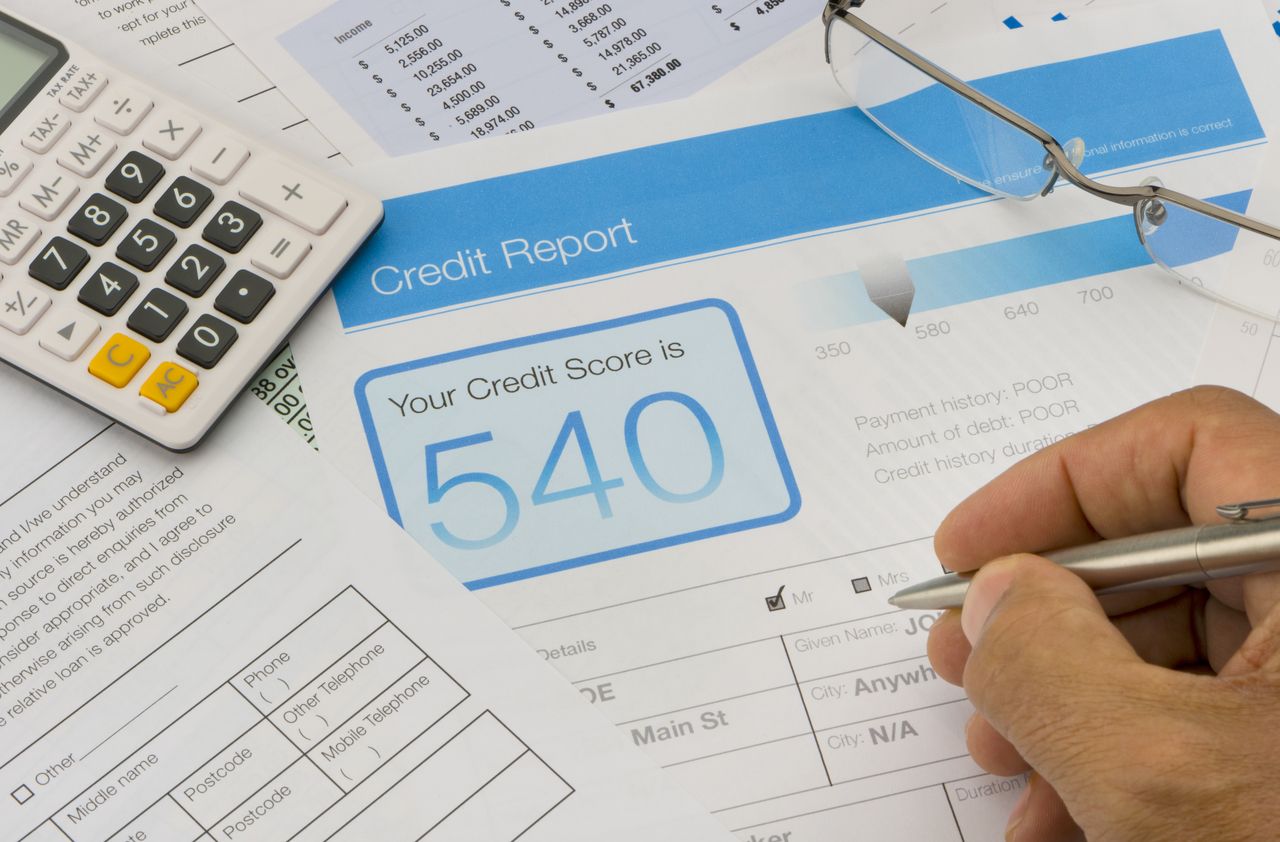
[251,224,312,280]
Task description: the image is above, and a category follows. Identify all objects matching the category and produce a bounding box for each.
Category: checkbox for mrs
[11,784,33,805]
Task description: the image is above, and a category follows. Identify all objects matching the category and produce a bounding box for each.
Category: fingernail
[1004,776,1033,842]
[961,556,1021,645]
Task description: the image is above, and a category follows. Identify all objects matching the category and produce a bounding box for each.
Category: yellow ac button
[88,334,150,388]
[140,362,199,413]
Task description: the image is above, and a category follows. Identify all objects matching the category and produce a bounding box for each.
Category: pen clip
[1216,497,1280,521]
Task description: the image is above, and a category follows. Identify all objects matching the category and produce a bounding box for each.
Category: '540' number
[426,391,724,550]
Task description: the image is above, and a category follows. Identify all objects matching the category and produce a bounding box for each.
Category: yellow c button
[139,362,199,413]
[89,334,150,388]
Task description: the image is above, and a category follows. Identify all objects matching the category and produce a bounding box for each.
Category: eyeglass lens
[827,14,1279,320]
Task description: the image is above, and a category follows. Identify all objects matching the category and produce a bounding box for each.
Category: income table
[22,588,573,842]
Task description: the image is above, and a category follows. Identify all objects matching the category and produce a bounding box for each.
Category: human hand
[927,387,1280,841]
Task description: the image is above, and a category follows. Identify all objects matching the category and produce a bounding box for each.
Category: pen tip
[887,594,903,608]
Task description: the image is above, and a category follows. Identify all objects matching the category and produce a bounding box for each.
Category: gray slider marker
[858,251,916,327]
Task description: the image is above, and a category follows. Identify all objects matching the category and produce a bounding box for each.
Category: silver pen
[890,498,1280,611]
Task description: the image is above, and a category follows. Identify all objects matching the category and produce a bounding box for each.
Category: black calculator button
[177,314,237,370]
[127,288,188,342]
[202,201,261,253]
[165,244,226,297]
[154,176,213,228]
[68,194,127,246]
[116,219,177,272]
[214,270,275,324]
[29,237,90,290]
[77,262,139,316]
[105,151,165,203]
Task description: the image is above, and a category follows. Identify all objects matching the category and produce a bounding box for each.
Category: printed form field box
[783,615,924,680]
[800,657,963,731]
[425,751,571,842]
[268,624,427,750]
[328,712,551,841]
[105,797,207,842]
[664,733,830,812]
[173,721,301,827]
[310,658,469,789]
[817,700,971,785]
[209,758,342,842]
[233,589,385,713]
[49,686,259,840]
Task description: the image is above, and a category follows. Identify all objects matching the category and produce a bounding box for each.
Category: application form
[0,372,734,842]
[283,2,1280,837]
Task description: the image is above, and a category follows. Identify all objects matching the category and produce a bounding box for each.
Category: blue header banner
[333,31,1263,330]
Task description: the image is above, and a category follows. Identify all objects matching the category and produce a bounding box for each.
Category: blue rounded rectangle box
[355,299,800,589]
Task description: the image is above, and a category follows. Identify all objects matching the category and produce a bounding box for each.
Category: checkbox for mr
[765,586,786,612]
[11,783,33,805]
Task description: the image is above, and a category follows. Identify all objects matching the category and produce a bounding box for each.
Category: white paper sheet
[195,0,828,164]
[0,371,734,842]
[279,2,1280,838]
[1193,152,1280,401]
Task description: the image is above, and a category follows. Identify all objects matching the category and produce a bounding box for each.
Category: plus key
[238,157,347,235]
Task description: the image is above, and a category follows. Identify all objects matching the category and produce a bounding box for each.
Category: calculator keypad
[58,69,108,113]
[0,212,41,265]
[20,167,80,221]
[78,262,139,316]
[56,130,117,178]
[155,177,212,228]
[141,111,201,161]
[177,314,237,370]
[68,194,127,246]
[95,89,153,136]
[190,135,249,186]
[22,110,72,155]
[166,240,226,296]
[0,283,51,334]
[139,361,198,412]
[88,332,148,387]
[29,237,90,290]
[127,287,187,341]
[203,201,261,253]
[117,218,176,272]
[0,58,375,449]
[0,155,33,197]
[105,151,165,203]
[166,244,225,297]
[214,270,274,324]
[37,309,99,360]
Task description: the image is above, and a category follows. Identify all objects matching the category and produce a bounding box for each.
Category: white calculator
[0,7,382,450]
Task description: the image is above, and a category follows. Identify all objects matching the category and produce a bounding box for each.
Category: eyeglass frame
[822,0,1280,312]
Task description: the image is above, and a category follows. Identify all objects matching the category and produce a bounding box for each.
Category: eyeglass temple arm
[824,2,1280,241]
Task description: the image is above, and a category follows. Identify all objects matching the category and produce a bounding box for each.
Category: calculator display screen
[0,13,65,132]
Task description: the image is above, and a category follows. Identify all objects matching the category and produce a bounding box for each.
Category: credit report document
[291,1,1279,838]
[0,372,733,842]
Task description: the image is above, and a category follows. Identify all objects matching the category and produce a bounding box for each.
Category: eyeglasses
[822,0,1280,322]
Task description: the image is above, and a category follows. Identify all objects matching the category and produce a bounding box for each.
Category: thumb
[960,554,1170,790]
